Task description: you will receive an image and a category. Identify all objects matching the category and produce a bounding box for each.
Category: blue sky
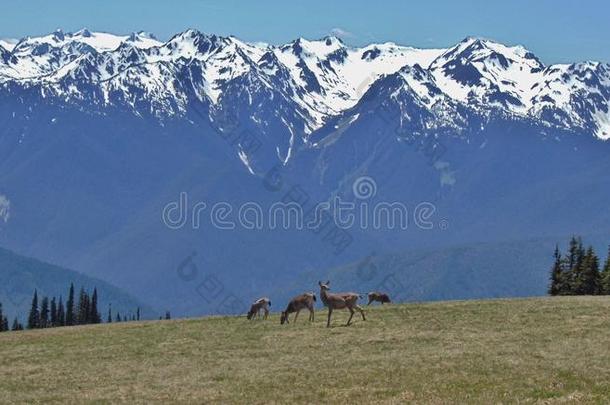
[1,0,608,64]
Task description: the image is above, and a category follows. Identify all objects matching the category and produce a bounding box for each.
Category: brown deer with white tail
[318,281,366,327]
[247,297,271,320]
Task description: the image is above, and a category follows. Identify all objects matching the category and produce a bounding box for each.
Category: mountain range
[1,29,609,315]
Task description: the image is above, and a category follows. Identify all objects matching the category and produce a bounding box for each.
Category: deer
[367,291,391,305]
[318,281,366,327]
[246,297,271,320]
[280,293,316,325]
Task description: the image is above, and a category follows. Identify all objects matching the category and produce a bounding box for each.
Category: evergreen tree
[566,236,580,270]
[1,316,8,332]
[562,236,586,294]
[107,304,112,323]
[77,287,90,325]
[27,290,40,329]
[0,302,4,332]
[565,237,581,294]
[40,296,50,328]
[572,246,601,295]
[116,312,122,322]
[12,317,23,331]
[600,246,610,295]
[50,297,58,327]
[136,307,140,321]
[57,296,66,327]
[66,283,75,326]
[549,245,564,295]
[90,288,100,324]
[165,311,171,320]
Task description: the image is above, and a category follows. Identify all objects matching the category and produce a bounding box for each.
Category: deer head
[280,311,289,325]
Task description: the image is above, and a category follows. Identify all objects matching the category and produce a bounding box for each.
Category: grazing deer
[280,293,316,325]
[318,281,366,327]
[247,297,271,320]
[367,291,391,305]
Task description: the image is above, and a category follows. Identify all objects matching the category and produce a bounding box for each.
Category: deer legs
[346,307,355,326]
[356,305,366,321]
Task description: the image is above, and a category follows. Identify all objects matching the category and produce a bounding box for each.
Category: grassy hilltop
[1,296,610,403]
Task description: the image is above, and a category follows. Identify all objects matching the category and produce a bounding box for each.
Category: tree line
[0,283,143,333]
[549,236,610,295]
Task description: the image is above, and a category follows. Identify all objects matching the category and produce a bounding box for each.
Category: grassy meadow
[1,296,610,403]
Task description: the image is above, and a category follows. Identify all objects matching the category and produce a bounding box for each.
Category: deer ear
[318,281,322,286]
[326,280,330,285]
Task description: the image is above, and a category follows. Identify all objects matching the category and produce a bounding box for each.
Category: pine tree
[66,283,75,326]
[27,290,40,329]
[1,316,8,332]
[90,288,100,324]
[12,317,23,331]
[0,302,4,332]
[116,312,122,322]
[50,297,58,327]
[107,304,112,323]
[567,236,580,270]
[564,236,586,294]
[600,246,610,295]
[57,296,66,327]
[165,311,171,320]
[77,287,90,325]
[40,296,50,328]
[573,246,601,295]
[136,307,140,321]
[583,246,601,295]
[549,245,564,295]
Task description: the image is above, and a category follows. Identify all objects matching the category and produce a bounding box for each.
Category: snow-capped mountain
[2,29,608,143]
[1,30,609,140]
[428,37,610,138]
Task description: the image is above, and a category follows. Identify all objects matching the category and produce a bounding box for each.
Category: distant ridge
[0,246,153,320]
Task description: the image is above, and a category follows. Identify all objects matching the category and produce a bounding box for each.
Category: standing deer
[367,291,391,305]
[280,293,316,325]
[247,297,271,320]
[318,281,366,327]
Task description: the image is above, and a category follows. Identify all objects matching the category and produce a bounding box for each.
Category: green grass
[2,296,610,404]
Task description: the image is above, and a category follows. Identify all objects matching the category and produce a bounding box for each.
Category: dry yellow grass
[1,296,610,404]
